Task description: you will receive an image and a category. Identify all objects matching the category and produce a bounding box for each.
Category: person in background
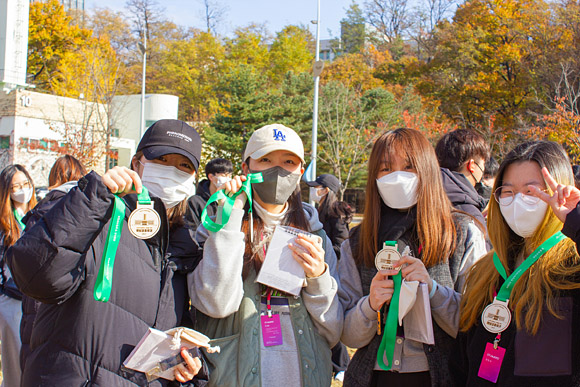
[572,164,580,189]
[7,120,205,385]
[339,128,487,386]
[436,129,490,235]
[306,173,353,259]
[19,155,87,372]
[186,158,233,230]
[188,123,343,386]
[0,164,37,387]
[453,141,580,385]
[306,173,353,381]
[476,156,499,204]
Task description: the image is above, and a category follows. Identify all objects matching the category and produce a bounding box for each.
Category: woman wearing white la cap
[188,123,343,386]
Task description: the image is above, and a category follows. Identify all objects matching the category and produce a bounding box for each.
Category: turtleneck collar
[253,200,288,233]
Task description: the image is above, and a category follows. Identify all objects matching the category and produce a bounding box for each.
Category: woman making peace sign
[454,141,580,386]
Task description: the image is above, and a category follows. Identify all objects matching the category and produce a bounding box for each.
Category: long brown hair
[48,155,87,189]
[0,165,37,246]
[357,128,456,268]
[460,141,580,334]
[241,158,310,279]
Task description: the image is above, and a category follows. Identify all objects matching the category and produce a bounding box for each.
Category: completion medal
[480,231,566,334]
[127,186,160,239]
[375,241,401,271]
[128,202,160,239]
[481,298,511,333]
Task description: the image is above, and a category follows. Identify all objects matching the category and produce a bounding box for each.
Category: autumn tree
[150,30,226,121]
[317,82,403,196]
[268,25,313,84]
[321,46,390,92]
[87,8,135,64]
[418,0,570,133]
[27,0,92,91]
[224,24,271,74]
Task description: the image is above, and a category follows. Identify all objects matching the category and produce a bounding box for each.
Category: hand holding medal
[95,167,161,302]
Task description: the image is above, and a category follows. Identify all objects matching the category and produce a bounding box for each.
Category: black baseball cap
[136,119,202,171]
[306,174,341,194]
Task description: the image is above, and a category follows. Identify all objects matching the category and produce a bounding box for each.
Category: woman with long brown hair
[0,164,36,387]
[339,128,486,386]
[453,141,580,385]
[188,124,342,386]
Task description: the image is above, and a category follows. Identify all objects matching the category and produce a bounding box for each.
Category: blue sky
[87,0,353,40]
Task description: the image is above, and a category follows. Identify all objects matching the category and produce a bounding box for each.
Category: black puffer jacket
[19,184,73,372]
[7,172,202,386]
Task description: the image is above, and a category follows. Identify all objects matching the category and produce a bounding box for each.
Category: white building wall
[111,94,179,146]
[0,0,29,89]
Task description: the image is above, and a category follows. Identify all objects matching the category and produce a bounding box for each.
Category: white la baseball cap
[243,124,305,164]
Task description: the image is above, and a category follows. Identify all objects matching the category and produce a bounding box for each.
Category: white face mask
[499,194,548,238]
[141,162,196,208]
[376,171,419,209]
[214,175,231,189]
[11,187,33,204]
[310,187,327,203]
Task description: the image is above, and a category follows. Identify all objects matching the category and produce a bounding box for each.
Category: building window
[0,136,9,149]
[108,149,119,170]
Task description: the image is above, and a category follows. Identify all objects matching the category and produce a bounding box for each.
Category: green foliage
[268,25,314,84]
[340,1,367,54]
[205,66,314,167]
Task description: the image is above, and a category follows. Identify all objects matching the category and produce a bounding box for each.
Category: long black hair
[318,189,353,224]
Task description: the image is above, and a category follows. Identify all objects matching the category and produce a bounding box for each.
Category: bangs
[381,138,414,170]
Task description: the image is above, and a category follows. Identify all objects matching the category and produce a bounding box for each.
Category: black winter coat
[320,213,349,260]
[7,172,202,386]
[19,186,70,372]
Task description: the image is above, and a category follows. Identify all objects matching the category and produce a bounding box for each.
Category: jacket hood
[440,168,486,211]
[196,179,211,201]
[52,181,78,193]
[303,202,324,233]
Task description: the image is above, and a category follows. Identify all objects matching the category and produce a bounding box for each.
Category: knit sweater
[339,212,486,387]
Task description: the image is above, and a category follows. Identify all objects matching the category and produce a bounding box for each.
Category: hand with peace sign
[530,167,580,223]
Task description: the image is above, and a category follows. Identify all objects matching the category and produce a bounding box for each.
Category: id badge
[478,342,506,383]
[260,314,283,347]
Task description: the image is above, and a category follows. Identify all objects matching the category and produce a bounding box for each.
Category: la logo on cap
[273,128,286,142]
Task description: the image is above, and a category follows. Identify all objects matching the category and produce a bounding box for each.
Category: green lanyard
[201,173,263,233]
[94,187,152,303]
[13,209,25,230]
[377,240,402,371]
[492,231,566,302]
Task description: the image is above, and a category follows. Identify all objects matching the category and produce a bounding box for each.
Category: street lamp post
[138,34,147,140]
[310,0,321,191]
